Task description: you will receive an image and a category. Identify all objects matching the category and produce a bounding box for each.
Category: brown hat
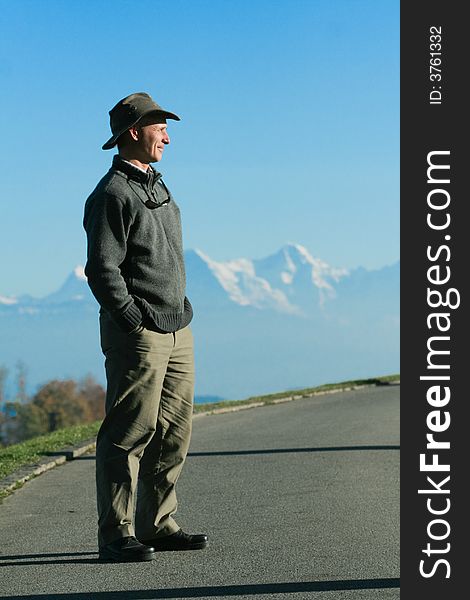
[102,92,180,150]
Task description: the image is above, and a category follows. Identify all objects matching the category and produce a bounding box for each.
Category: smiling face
[119,113,170,167]
[134,115,170,163]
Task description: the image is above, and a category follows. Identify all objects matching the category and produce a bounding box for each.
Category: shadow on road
[0,551,98,565]
[76,445,399,461]
[0,578,400,597]
[188,445,400,457]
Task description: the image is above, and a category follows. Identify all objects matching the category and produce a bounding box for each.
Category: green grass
[0,373,399,498]
[0,421,101,480]
[193,373,400,413]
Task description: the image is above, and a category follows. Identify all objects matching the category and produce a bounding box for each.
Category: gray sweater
[83,155,193,333]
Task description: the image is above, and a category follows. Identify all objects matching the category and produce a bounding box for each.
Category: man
[83,92,207,562]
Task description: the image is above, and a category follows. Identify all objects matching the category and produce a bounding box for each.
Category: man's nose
[163,132,170,144]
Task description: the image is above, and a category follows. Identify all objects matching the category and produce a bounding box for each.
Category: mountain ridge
[0,244,398,316]
[0,244,399,398]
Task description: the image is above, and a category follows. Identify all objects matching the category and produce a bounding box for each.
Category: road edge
[0,381,399,501]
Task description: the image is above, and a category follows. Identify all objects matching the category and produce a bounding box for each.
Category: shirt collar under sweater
[111,154,162,185]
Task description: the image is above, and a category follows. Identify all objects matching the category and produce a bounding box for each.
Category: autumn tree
[78,374,106,421]
[3,374,105,444]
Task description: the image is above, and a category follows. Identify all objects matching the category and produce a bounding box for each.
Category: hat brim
[102,109,180,150]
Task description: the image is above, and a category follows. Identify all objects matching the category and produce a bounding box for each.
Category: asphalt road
[0,385,399,600]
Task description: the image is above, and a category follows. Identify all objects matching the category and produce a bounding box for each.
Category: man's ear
[128,125,140,142]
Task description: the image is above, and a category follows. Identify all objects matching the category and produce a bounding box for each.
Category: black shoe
[142,529,208,551]
[98,536,155,562]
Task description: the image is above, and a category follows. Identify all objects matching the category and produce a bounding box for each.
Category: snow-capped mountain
[0,295,17,306]
[0,245,399,398]
[42,266,92,305]
[188,248,299,314]
[186,243,350,315]
[0,244,357,315]
[253,243,349,309]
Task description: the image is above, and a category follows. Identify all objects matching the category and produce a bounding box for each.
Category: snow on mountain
[0,295,18,305]
[253,243,348,308]
[0,246,396,319]
[185,245,348,314]
[192,249,299,314]
[0,267,91,310]
[42,265,93,305]
[74,265,87,281]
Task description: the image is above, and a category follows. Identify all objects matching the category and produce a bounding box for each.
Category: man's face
[134,116,170,163]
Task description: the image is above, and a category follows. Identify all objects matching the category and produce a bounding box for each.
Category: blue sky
[0,0,399,297]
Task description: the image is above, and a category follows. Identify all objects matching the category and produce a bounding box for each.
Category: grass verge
[0,421,101,481]
[193,373,400,414]
[0,373,399,498]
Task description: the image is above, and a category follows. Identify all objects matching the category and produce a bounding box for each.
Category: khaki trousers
[96,312,194,547]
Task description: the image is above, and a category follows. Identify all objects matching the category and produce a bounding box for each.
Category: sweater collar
[111,155,162,184]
